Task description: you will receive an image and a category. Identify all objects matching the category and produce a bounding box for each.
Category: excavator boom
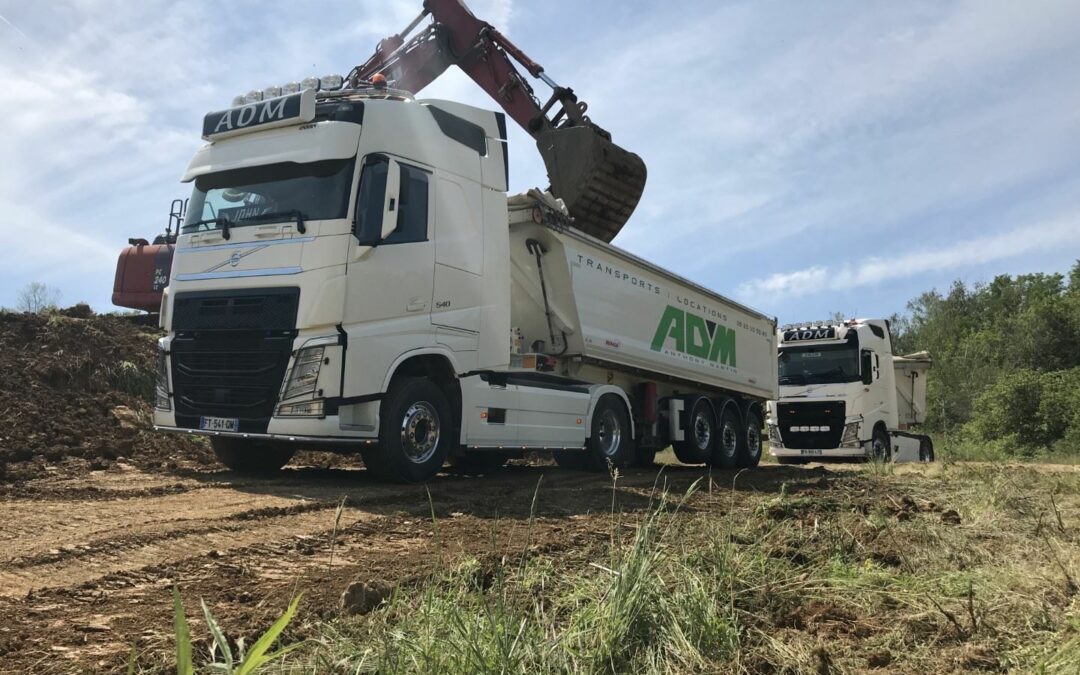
[348,0,646,241]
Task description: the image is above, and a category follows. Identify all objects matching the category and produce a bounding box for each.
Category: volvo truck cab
[767,319,933,463]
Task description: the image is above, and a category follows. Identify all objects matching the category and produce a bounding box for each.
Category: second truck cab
[767,319,933,463]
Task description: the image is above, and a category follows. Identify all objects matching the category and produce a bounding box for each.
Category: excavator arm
[347,0,646,241]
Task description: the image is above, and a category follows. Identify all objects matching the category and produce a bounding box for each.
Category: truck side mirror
[861,350,873,385]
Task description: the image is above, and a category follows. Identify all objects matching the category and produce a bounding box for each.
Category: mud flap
[536,126,647,242]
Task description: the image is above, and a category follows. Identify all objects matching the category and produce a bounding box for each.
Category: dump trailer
[151,86,777,481]
[767,319,933,463]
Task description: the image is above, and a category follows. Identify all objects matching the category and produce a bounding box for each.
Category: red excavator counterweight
[111,200,183,313]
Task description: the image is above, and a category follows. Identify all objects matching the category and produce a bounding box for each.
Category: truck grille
[777,401,846,450]
[170,288,299,433]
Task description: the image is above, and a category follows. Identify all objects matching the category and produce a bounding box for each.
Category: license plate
[200,416,239,432]
[799,449,823,456]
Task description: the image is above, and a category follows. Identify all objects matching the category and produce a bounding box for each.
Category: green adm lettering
[649,305,736,367]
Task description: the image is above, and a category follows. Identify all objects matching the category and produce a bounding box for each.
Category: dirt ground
[2,456,1076,674]
[0,454,835,673]
[1,313,1077,673]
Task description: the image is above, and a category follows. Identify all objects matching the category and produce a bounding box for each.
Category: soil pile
[0,309,213,482]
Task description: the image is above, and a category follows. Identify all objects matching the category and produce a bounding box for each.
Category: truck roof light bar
[781,320,835,331]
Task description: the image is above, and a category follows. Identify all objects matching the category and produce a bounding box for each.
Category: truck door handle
[406,298,428,312]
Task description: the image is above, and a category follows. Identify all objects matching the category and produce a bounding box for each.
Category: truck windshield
[778,344,860,385]
[183,158,356,233]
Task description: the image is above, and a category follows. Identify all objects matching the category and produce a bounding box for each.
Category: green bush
[964,368,1080,456]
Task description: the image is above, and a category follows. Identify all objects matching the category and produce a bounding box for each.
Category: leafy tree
[896,259,1080,454]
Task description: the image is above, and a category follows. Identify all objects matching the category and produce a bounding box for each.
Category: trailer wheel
[709,407,741,469]
[366,377,451,483]
[210,437,295,474]
[919,436,935,463]
[673,398,714,464]
[738,409,763,468]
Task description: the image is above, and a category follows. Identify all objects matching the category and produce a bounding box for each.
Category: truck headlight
[281,346,325,401]
[841,421,861,446]
[155,347,171,411]
[767,423,783,446]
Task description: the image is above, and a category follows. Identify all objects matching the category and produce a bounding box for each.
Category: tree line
[892,260,1080,456]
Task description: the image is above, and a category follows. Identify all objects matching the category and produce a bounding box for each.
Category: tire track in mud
[0,461,741,673]
[0,468,582,599]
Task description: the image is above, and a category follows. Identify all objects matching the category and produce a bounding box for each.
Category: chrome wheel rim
[720,420,738,458]
[746,425,761,459]
[400,401,440,464]
[598,409,622,457]
[692,410,712,450]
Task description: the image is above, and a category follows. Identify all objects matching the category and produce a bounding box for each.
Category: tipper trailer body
[152,90,778,480]
[767,319,932,463]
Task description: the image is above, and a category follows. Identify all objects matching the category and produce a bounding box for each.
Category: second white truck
[151,84,779,481]
[767,319,933,463]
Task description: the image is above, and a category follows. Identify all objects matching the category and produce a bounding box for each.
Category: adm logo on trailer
[650,305,736,367]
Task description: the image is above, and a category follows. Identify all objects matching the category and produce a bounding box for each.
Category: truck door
[342,154,435,398]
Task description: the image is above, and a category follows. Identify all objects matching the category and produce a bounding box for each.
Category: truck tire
[210,437,295,474]
[871,426,891,462]
[738,409,763,468]
[709,406,741,469]
[673,398,714,464]
[583,394,635,471]
[366,377,451,483]
[919,436,935,462]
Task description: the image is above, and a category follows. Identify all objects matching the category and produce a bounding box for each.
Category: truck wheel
[871,427,891,462]
[673,398,714,464]
[583,394,635,471]
[367,377,451,483]
[919,436,935,463]
[738,409,763,468]
[709,407,741,469]
[210,437,295,474]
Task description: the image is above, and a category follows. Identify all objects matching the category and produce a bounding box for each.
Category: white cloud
[1,0,1078,321]
[735,216,1080,303]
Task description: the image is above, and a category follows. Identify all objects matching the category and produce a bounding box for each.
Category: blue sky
[1,0,1078,323]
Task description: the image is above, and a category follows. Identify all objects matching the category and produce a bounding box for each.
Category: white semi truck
[767,319,933,463]
[151,84,779,481]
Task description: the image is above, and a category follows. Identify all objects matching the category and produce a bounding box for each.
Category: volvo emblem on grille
[229,251,241,267]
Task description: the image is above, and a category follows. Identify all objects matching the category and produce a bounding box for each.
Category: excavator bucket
[536,126,647,242]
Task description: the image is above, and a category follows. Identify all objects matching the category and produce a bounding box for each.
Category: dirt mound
[0,310,214,482]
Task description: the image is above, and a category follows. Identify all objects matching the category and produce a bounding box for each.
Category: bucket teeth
[536,127,647,242]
